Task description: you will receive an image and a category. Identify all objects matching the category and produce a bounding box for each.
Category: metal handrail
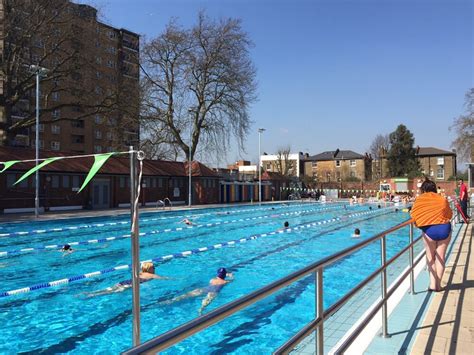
[122,218,415,355]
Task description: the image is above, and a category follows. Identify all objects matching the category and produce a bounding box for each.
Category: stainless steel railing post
[380,235,390,338]
[409,223,415,294]
[316,268,324,355]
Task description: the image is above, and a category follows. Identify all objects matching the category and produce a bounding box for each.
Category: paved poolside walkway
[410,223,474,355]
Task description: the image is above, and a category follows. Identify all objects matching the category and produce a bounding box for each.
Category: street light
[188,115,193,207]
[258,128,265,204]
[29,65,49,218]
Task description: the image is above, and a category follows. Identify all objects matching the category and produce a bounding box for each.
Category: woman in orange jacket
[410,179,452,292]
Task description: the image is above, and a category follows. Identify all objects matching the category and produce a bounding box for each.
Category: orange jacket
[410,192,452,227]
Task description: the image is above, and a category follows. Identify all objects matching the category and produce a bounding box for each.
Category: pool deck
[364,221,473,355]
[409,222,473,354]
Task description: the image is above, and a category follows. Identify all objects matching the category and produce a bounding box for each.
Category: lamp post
[258,128,265,204]
[29,65,49,218]
[188,119,192,207]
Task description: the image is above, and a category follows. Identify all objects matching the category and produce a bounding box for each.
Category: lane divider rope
[0,208,394,298]
[0,204,348,257]
[0,201,334,238]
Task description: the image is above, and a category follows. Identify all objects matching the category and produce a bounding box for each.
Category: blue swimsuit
[421,223,451,241]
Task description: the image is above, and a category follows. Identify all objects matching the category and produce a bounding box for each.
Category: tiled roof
[0,147,217,177]
[416,147,456,156]
[307,150,365,161]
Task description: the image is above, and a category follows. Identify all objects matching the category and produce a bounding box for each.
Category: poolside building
[0,147,219,213]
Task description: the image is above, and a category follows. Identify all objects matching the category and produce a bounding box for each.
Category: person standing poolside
[162,267,233,314]
[411,179,452,292]
[458,179,469,220]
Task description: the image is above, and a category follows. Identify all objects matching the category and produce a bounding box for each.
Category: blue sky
[79,0,472,166]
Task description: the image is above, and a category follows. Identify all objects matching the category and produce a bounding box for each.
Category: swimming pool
[0,202,410,353]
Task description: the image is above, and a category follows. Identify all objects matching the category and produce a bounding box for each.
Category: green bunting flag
[0,160,20,173]
[78,153,115,193]
[14,157,63,185]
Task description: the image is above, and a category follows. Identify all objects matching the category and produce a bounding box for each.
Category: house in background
[416,147,456,181]
[304,150,372,182]
[260,152,305,178]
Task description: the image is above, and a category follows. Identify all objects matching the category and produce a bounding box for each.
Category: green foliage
[387,124,420,178]
[343,176,361,182]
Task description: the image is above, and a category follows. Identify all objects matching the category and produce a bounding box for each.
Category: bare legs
[423,234,451,291]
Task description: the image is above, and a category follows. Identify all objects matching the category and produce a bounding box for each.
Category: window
[335,160,341,167]
[106,132,113,140]
[94,145,102,153]
[95,115,102,124]
[52,109,60,119]
[51,125,60,134]
[158,178,163,188]
[51,92,60,101]
[6,174,16,188]
[32,124,44,132]
[106,60,115,68]
[34,39,44,48]
[51,141,60,150]
[95,86,102,94]
[71,120,85,128]
[151,178,156,188]
[31,140,44,149]
[18,176,27,188]
[72,176,80,188]
[108,118,117,126]
[350,160,356,167]
[108,31,116,39]
[350,171,356,177]
[437,167,445,179]
[95,130,102,139]
[96,71,102,79]
[62,175,70,188]
[51,175,59,188]
[437,157,444,165]
[311,162,317,168]
[120,177,126,188]
[96,57,102,64]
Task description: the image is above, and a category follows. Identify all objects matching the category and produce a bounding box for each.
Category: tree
[386,124,420,177]
[369,134,390,160]
[140,12,257,161]
[450,88,474,162]
[0,0,138,146]
[275,146,295,177]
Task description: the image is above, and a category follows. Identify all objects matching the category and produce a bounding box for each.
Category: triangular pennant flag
[14,157,62,185]
[78,153,115,193]
[0,160,20,173]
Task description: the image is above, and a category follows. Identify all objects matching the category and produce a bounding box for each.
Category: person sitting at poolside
[352,228,361,238]
[181,218,193,225]
[162,267,233,314]
[86,262,168,297]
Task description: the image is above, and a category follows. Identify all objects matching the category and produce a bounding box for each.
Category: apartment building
[304,150,372,182]
[0,1,139,154]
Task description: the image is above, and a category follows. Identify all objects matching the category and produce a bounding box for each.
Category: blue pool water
[0,202,411,353]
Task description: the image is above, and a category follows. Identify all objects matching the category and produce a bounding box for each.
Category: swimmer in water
[85,262,168,297]
[60,244,74,256]
[278,221,290,231]
[181,218,193,225]
[162,267,233,314]
[352,228,361,238]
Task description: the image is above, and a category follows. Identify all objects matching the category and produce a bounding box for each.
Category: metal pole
[316,268,324,355]
[258,128,265,204]
[35,71,40,218]
[380,235,390,337]
[130,146,141,346]
[409,223,415,294]
[188,126,192,207]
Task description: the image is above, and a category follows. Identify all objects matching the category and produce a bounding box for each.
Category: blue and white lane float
[0,205,347,257]
[0,208,393,298]
[0,201,333,238]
